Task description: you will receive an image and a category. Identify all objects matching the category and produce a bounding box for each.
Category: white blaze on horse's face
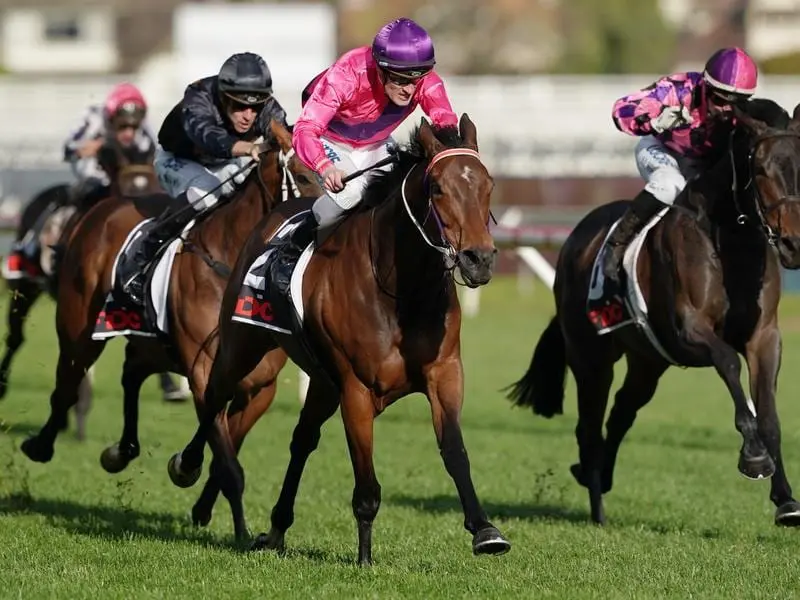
[460,166,473,183]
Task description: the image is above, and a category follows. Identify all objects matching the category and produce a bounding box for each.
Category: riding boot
[601,190,666,290]
[121,192,196,304]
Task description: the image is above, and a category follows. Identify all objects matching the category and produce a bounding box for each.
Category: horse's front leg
[425,357,511,556]
[746,324,800,525]
[685,318,773,479]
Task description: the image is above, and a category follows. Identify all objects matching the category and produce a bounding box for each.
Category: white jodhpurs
[319,136,397,209]
[311,136,397,229]
[153,146,257,210]
[634,136,703,205]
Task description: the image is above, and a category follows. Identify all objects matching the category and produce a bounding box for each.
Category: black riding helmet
[217,52,273,106]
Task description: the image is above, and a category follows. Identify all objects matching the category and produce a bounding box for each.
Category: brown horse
[0,140,183,437]
[167,115,511,564]
[20,120,322,541]
[507,99,800,526]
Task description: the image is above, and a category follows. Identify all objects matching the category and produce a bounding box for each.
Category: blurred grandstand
[2,0,800,288]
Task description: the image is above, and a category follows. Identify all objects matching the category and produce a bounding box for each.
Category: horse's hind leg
[21,338,105,462]
[601,354,667,494]
[192,381,279,529]
[745,325,800,525]
[169,324,269,542]
[0,280,42,399]
[100,341,153,473]
[251,378,339,555]
[568,347,615,525]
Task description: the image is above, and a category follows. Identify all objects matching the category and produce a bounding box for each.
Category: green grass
[3,277,800,599]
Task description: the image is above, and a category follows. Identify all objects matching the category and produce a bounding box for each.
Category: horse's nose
[781,236,800,256]
[457,247,497,270]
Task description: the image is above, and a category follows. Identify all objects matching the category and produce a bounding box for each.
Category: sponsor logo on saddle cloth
[586,207,677,363]
[232,211,315,335]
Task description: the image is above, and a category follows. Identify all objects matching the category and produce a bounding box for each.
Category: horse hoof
[472,526,511,556]
[738,453,776,480]
[775,501,800,527]
[570,463,588,488]
[191,503,213,528]
[100,444,130,474]
[167,452,202,488]
[20,436,53,463]
[250,529,285,553]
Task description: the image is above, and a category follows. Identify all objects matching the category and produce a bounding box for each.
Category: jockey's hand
[321,166,347,192]
[651,105,692,133]
[77,138,105,159]
[249,141,269,162]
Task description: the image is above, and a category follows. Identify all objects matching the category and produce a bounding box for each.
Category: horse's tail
[505,316,567,418]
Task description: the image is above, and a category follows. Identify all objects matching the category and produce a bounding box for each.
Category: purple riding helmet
[703,47,758,102]
[371,17,436,78]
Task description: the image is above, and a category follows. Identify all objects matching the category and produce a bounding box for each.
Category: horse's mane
[742,97,790,129]
[359,123,464,212]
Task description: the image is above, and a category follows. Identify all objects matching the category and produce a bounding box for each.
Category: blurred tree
[555,0,676,74]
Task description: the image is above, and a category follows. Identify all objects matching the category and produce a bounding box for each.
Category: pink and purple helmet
[703,47,758,98]
[371,17,436,78]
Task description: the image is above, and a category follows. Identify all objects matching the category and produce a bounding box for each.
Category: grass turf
[2,276,800,598]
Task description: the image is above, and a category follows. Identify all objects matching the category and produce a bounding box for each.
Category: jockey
[4,82,154,278]
[64,82,155,207]
[121,52,289,304]
[293,17,458,241]
[599,47,758,307]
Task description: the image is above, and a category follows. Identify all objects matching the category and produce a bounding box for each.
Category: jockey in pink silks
[598,47,759,308]
[292,17,458,239]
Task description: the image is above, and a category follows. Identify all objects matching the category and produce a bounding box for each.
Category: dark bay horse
[168,114,511,564]
[507,100,800,526]
[20,120,322,540]
[0,141,183,429]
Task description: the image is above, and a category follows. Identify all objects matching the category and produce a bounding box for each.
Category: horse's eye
[430,181,442,196]
[296,174,312,185]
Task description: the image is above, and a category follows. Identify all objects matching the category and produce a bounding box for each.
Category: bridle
[730,129,800,246]
[399,147,487,269]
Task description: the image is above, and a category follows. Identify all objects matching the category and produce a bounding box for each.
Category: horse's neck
[669,142,768,289]
[371,166,453,312]
[193,154,278,258]
[679,142,750,229]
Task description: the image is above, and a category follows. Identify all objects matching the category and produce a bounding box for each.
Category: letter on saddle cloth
[92,219,162,340]
[232,210,320,371]
[586,207,670,336]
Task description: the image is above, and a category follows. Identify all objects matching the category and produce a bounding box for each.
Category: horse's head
[417,114,496,287]
[258,120,323,203]
[99,139,159,197]
[733,103,800,268]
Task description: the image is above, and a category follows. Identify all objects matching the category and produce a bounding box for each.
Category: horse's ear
[790,103,800,132]
[418,118,443,157]
[459,113,478,150]
[734,104,770,137]
[269,119,292,152]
